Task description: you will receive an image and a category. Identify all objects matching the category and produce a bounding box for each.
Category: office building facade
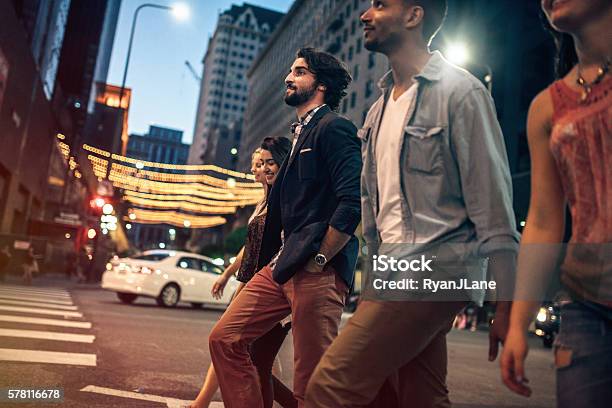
[187,3,284,169]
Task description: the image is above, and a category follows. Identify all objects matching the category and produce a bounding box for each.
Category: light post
[445,42,493,93]
[118,3,189,105]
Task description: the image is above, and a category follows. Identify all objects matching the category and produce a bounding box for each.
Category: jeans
[555,301,612,408]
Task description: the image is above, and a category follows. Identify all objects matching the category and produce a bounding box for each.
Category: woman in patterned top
[190,137,294,408]
[501,1,611,406]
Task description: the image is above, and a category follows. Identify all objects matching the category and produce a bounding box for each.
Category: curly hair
[296,47,352,111]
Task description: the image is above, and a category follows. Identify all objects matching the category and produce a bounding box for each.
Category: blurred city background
[0,1,559,406]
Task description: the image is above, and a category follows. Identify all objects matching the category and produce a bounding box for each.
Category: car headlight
[106,262,113,271]
[536,307,547,322]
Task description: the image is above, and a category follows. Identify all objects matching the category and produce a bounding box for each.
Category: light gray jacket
[360,51,520,259]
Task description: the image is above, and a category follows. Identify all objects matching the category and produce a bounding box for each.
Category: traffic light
[90,197,106,209]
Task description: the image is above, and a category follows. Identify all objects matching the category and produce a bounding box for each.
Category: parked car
[535,302,560,348]
[101,250,239,308]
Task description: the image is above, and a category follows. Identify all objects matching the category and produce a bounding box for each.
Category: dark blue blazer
[257,106,362,287]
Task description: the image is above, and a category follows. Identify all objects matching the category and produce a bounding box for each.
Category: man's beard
[284,83,317,106]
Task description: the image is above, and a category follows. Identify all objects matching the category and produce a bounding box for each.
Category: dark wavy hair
[296,47,352,111]
[261,136,292,167]
[539,10,578,78]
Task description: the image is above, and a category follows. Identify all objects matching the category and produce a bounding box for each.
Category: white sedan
[101,250,239,308]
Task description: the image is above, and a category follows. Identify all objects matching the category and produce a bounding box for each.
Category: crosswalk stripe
[80,386,195,407]
[0,288,71,299]
[0,293,74,305]
[0,299,78,310]
[0,348,96,366]
[0,284,70,294]
[0,328,95,343]
[0,315,92,328]
[0,305,82,318]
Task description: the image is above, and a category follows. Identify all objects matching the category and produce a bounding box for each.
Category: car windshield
[132,253,169,262]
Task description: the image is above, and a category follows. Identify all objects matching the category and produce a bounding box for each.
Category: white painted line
[0,284,70,294]
[0,299,78,310]
[0,292,72,302]
[80,385,195,407]
[0,328,95,343]
[0,305,82,318]
[0,288,71,299]
[0,348,96,366]
[0,285,70,295]
[0,315,92,329]
[0,293,74,305]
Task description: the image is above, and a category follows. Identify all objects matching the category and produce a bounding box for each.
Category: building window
[342,99,348,114]
[350,92,356,108]
[368,52,376,68]
[348,46,354,61]
[351,20,356,35]
[365,80,373,98]
[353,64,359,80]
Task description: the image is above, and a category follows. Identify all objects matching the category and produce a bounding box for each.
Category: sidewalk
[1,272,102,291]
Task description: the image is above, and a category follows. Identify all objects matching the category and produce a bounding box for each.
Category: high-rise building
[55,0,121,146]
[84,82,131,156]
[0,0,117,239]
[126,125,189,164]
[21,0,72,100]
[187,3,285,169]
[240,0,389,170]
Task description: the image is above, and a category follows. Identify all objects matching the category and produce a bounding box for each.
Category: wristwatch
[314,253,328,267]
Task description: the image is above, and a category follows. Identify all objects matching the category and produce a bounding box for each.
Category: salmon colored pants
[209,264,348,408]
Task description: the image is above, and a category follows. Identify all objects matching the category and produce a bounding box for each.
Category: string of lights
[108,174,263,201]
[108,167,262,197]
[124,209,226,228]
[83,144,255,179]
[123,190,259,207]
[109,162,260,188]
[81,143,264,228]
[123,195,237,214]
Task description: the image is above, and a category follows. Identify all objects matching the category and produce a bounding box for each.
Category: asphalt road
[0,275,555,407]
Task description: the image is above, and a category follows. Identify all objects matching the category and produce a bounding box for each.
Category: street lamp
[446,43,469,66]
[118,3,190,105]
[444,42,493,93]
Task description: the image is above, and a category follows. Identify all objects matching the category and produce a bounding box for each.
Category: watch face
[315,254,326,266]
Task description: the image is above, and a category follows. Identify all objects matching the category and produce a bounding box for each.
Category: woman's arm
[501,88,566,396]
[211,247,245,299]
[510,89,566,332]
